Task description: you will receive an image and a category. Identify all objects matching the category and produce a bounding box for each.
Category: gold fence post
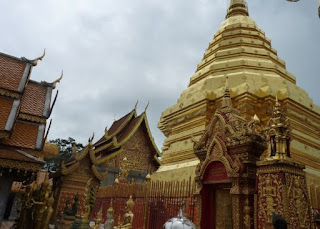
[143,174,151,229]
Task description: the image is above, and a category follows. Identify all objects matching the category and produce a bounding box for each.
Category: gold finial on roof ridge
[104,125,109,138]
[32,49,46,66]
[144,101,149,112]
[226,0,249,19]
[134,100,138,110]
[89,132,95,144]
[52,70,63,89]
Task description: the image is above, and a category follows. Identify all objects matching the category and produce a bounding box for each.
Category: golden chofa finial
[104,125,109,138]
[134,100,139,110]
[144,101,149,112]
[32,49,46,66]
[89,132,95,144]
[52,70,63,89]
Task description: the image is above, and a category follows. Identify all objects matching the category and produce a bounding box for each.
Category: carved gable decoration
[194,88,266,180]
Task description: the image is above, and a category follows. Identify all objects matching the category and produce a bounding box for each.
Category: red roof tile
[20,82,47,116]
[118,115,142,143]
[108,111,133,136]
[0,54,27,91]
[3,121,39,149]
[0,148,36,162]
[0,97,13,130]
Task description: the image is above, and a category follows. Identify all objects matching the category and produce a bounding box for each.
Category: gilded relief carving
[286,174,311,228]
[257,174,283,227]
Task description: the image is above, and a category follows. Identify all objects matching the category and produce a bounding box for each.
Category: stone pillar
[0,176,13,225]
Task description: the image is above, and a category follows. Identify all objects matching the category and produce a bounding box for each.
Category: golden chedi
[155,0,320,210]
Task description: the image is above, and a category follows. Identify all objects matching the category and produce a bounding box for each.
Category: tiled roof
[118,115,142,143]
[95,110,135,146]
[20,82,47,116]
[4,121,39,149]
[108,111,133,136]
[0,97,13,130]
[0,54,27,91]
[0,148,38,162]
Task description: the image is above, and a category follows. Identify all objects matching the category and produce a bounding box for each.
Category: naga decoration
[12,174,54,229]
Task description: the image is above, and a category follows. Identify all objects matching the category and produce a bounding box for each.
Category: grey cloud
[0,0,319,148]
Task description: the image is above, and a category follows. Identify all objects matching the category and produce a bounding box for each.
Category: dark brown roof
[0,97,13,131]
[108,111,134,136]
[20,81,48,116]
[118,114,142,143]
[3,121,40,149]
[94,110,136,146]
[0,54,27,91]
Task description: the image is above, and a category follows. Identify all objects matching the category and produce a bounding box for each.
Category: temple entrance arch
[193,88,267,228]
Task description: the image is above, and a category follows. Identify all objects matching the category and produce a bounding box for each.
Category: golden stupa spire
[226,0,249,19]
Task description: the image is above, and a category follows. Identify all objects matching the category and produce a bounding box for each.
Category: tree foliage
[44,137,84,172]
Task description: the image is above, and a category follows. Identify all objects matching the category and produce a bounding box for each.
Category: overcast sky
[0,0,319,149]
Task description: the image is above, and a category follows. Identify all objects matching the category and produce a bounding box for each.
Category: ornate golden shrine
[256,98,312,228]
[51,136,107,219]
[155,0,320,216]
[193,82,266,228]
[51,107,161,222]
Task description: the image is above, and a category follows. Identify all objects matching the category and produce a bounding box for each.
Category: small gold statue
[40,193,55,229]
[104,200,115,229]
[90,205,102,229]
[123,195,134,226]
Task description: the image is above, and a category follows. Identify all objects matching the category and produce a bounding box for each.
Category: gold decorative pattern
[286,174,311,228]
[18,113,46,124]
[0,88,20,99]
[0,131,9,139]
[0,158,42,171]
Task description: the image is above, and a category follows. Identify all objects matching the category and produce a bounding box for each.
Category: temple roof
[94,108,161,165]
[60,139,108,181]
[0,50,60,167]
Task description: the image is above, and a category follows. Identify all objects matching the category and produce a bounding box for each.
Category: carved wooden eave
[60,139,108,181]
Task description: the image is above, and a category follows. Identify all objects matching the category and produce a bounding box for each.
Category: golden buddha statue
[104,200,115,229]
[123,195,134,227]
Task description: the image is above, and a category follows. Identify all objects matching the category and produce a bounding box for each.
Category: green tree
[44,137,84,172]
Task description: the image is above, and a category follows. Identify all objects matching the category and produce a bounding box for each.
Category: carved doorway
[214,184,233,229]
[201,183,233,229]
[200,161,233,228]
